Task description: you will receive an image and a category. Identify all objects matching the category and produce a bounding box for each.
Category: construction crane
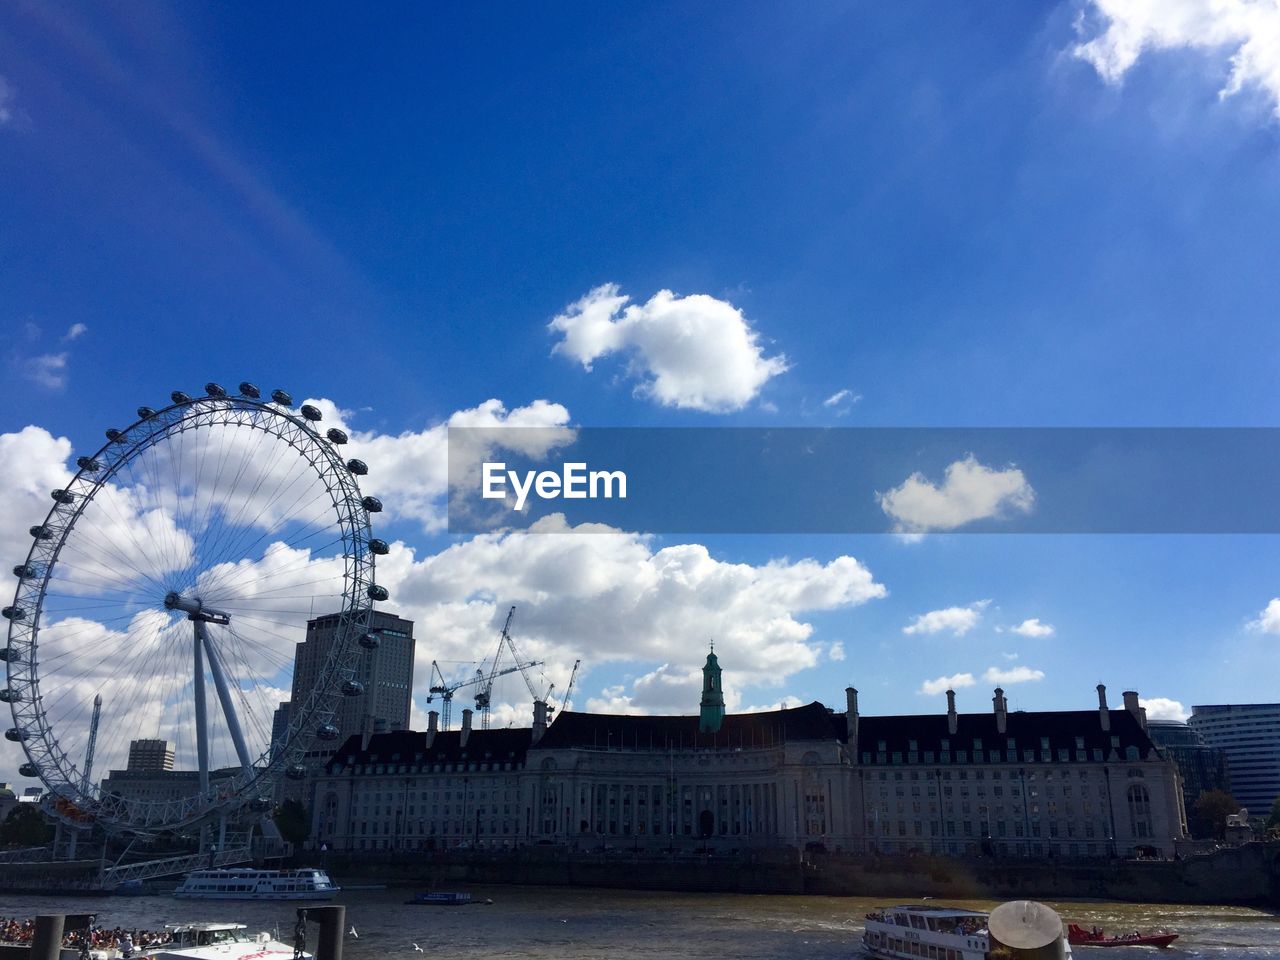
[560,659,581,713]
[475,607,552,729]
[426,659,541,730]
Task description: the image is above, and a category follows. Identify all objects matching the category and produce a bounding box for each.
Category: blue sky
[3,0,1280,773]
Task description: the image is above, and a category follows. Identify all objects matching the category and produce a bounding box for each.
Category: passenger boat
[173,868,339,900]
[143,922,308,958]
[403,891,492,905]
[863,904,1074,959]
[1067,924,1179,949]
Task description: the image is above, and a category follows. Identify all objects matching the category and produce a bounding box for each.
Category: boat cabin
[164,923,259,947]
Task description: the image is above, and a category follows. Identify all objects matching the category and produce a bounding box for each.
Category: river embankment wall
[320,840,1280,906]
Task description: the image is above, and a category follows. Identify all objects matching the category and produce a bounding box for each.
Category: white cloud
[1247,597,1280,634]
[548,284,788,412]
[983,665,1045,685]
[383,513,885,716]
[903,600,991,637]
[919,672,975,696]
[1141,697,1190,722]
[303,397,573,533]
[22,353,69,389]
[822,389,861,415]
[1012,618,1055,638]
[829,642,846,662]
[878,454,1035,533]
[62,323,88,342]
[1074,0,1280,118]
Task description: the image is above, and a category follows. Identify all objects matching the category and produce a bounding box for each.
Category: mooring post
[31,915,65,960]
[309,904,346,960]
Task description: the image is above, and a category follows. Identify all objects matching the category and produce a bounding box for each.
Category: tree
[1266,796,1280,837]
[0,803,55,848]
[1191,789,1239,840]
[274,799,311,845]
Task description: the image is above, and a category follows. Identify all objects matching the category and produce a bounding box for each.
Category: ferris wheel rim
[3,387,383,831]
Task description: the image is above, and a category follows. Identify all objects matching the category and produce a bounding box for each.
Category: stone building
[308,652,1189,858]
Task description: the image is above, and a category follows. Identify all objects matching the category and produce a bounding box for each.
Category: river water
[1,886,1275,958]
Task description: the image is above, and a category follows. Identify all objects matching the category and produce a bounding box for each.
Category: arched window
[1127,784,1151,839]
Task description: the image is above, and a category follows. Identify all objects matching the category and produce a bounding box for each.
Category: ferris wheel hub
[163,592,231,625]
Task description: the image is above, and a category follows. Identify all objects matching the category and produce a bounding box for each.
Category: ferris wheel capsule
[105,428,124,442]
[3,605,27,620]
[358,632,380,650]
[271,389,293,406]
[0,688,20,701]
[341,680,364,697]
[326,428,348,444]
[300,404,323,422]
[367,584,389,602]
[205,383,227,398]
[51,489,75,505]
[137,406,156,420]
[362,496,383,513]
[76,456,101,472]
[13,564,37,579]
[19,763,39,777]
[0,647,11,662]
[368,538,389,555]
[171,391,193,404]
[346,459,368,476]
[316,724,340,741]
[29,525,52,540]
[285,764,307,780]
[239,382,261,399]
[5,728,28,742]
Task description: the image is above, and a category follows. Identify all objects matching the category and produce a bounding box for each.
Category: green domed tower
[699,642,725,733]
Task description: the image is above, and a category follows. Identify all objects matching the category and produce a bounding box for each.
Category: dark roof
[328,727,532,767]
[535,701,840,751]
[535,703,1159,761]
[853,709,1158,761]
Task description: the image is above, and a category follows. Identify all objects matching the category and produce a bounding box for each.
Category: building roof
[854,708,1158,760]
[327,726,533,768]
[533,701,1159,760]
[536,701,841,751]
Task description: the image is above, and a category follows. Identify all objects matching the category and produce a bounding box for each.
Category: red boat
[1068,923,1180,948]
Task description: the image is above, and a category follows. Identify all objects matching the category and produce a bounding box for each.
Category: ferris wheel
[1,382,390,832]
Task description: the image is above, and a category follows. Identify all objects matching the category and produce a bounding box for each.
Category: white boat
[173,868,339,900]
[863,904,1073,960]
[98,922,308,959]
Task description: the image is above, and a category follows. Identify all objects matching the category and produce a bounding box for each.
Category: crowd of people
[1,917,173,957]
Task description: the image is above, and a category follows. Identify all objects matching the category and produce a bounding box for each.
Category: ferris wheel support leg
[194,625,210,794]
[199,624,254,779]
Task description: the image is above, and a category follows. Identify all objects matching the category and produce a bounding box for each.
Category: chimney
[1122,690,1146,730]
[1097,684,1110,731]
[532,699,548,744]
[425,710,439,748]
[360,715,373,752]
[993,687,1007,734]
[845,687,859,746]
[946,689,958,735]
[460,708,473,747]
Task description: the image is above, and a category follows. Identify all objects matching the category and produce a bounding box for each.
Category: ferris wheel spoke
[203,461,329,577]
[97,445,187,585]
[186,424,279,582]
